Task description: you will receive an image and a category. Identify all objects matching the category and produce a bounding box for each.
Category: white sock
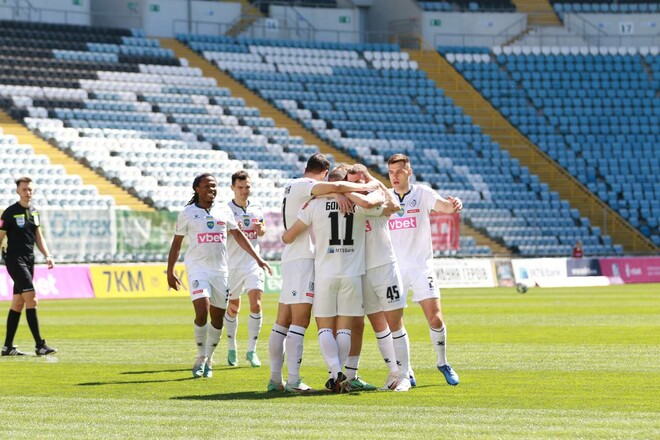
[247,312,262,352]
[375,328,398,374]
[344,355,360,380]
[392,326,411,377]
[318,328,341,379]
[286,324,306,384]
[205,324,223,361]
[193,322,208,358]
[268,323,288,383]
[224,314,238,351]
[336,328,351,371]
[430,326,447,367]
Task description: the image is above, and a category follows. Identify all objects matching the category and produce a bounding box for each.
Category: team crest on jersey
[206,215,214,229]
[409,199,418,207]
[243,216,251,227]
[396,205,405,217]
[14,214,26,228]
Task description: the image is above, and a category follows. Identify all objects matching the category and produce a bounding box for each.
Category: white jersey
[227,199,263,270]
[175,202,238,274]
[364,214,397,270]
[298,198,382,278]
[388,184,441,270]
[280,177,316,263]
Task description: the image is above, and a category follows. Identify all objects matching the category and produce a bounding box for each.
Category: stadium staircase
[511,0,561,26]
[407,49,655,253]
[0,110,153,212]
[225,0,264,37]
[160,38,507,255]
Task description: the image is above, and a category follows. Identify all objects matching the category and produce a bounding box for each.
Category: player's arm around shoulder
[281,219,308,244]
[432,189,463,214]
[346,189,385,210]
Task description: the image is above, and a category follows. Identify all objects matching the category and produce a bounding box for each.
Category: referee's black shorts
[5,255,35,294]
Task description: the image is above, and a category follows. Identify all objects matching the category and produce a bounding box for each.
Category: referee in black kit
[1,176,57,356]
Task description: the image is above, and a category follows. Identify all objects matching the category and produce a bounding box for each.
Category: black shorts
[5,255,35,294]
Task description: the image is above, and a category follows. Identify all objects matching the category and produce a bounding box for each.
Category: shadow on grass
[120,369,191,375]
[171,389,338,401]
[78,377,196,386]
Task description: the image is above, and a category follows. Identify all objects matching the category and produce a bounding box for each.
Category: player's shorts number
[386,285,400,301]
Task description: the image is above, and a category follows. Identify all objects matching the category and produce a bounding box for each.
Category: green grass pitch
[1,284,659,439]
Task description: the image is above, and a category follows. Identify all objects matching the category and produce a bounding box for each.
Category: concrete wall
[422,12,527,47]
[0,0,90,25]
[368,0,419,38]
[266,5,360,43]
[565,13,660,46]
[91,0,142,30]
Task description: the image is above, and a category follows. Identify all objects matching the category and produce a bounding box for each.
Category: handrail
[564,12,607,37]
[496,15,527,40]
[431,32,660,48]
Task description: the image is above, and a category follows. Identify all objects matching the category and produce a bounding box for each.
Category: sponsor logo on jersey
[244,230,258,240]
[388,217,417,231]
[407,209,420,214]
[252,218,262,223]
[409,199,418,207]
[192,289,204,295]
[216,221,225,226]
[305,292,314,298]
[192,280,199,288]
[197,232,225,243]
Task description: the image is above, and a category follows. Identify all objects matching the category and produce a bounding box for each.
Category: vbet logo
[197,232,225,243]
[388,217,417,231]
[0,272,59,298]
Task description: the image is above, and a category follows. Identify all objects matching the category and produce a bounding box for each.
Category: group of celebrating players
[166,153,463,393]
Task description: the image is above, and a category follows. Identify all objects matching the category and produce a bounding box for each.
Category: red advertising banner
[0,264,95,301]
[598,257,660,284]
[430,212,460,251]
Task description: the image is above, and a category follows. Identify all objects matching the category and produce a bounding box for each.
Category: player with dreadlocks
[167,173,272,379]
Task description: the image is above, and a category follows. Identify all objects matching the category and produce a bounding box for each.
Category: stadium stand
[179,33,623,256]
[0,20,489,257]
[418,1,516,12]
[447,45,659,248]
[0,125,113,210]
[551,1,660,19]
[0,20,319,214]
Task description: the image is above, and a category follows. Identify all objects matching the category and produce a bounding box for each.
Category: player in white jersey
[268,154,380,393]
[282,166,384,393]
[387,154,462,386]
[225,171,266,368]
[166,173,272,379]
[342,164,413,392]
